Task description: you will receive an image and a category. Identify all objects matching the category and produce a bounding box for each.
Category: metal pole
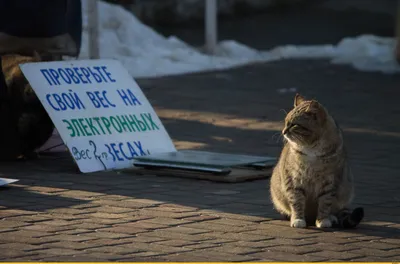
[395,0,400,63]
[205,0,217,54]
[87,0,100,59]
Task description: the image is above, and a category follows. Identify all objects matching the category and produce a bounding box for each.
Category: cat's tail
[334,207,364,228]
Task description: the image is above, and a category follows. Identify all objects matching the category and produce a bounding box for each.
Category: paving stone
[0,210,36,218]
[128,251,167,258]
[56,190,106,199]
[349,248,400,258]
[171,249,259,261]
[95,226,150,235]
[84,231,137,239]
[84,212,133,219]
[36,219,74,226]
[307,242,361,252]
[209,218,263,226]
[138,217,193,227]
[39,253,126,261]
[0,229,53,239]
[152,239,197,247]
[264,245,321,254]
[0,243,47,251]
[350,256,398,262]
[0,220,32,228]
[179,214,221,222]
[26,248,85,257]
[159,226,211,235]
[20,224,76,232]
[184,242,224,250]
[84,245,145,255]
[60,228,93,235]
[89,205,138,214]
[229,240,276,248]
[91,199,159,209]
[247,250,328,261]
[45,208,87,215]
[143,230,213,242]
[77,217,138,225]
[2,256,42,261]
[0,249,39,260]
[2,215,52,223]
[139,210,201,219]
[67,222,110,230]
[118,235,168,244]
[380,238,400,245]
[41,234,98,242]
[180,222,258,233]
[86,241,193,255]
[349,241,400,250]
[114,221,169,230]
[208,244,263,254]
[307,250,365,260]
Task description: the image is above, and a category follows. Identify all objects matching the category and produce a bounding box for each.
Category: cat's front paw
[316,218,332,228]
[290,218,307,228]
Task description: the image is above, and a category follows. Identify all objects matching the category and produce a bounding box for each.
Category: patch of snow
[79,1,400,78]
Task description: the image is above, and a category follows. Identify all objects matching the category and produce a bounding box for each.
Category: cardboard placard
[20,59,176,173]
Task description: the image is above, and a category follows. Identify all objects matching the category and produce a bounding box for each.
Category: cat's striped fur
[270,94,363,228]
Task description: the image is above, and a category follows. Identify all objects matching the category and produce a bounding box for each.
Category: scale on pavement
[133,150,277,175]
[20,59,278,179]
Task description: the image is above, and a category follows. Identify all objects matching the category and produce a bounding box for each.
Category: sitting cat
[0,52,54,160]
[270,94,364,228]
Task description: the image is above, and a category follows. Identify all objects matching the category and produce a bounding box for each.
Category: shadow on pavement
[0,60,398,242]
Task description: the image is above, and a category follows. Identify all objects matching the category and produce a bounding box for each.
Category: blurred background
[81,0,400,78]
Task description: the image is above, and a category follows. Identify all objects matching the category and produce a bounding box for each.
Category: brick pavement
[0,60,399,261]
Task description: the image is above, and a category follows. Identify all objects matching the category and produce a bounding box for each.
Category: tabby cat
[270,94,364,228]
[0,52,54,160]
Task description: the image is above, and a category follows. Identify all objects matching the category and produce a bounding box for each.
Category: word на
[62,113,159,137]
[40,65,116,86]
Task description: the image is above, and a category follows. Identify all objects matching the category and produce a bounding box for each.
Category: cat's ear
[294,93,306,107]
[307,100,327,121]
[306,100,319,112]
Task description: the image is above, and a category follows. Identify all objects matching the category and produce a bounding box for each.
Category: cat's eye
[293,124,310,132]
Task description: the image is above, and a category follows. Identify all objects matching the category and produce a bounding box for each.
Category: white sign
[20,59,176,173]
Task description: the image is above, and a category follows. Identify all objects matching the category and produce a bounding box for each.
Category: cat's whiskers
[272,132,284,143]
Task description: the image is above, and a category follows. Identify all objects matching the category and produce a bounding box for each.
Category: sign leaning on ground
[20,59,176,173]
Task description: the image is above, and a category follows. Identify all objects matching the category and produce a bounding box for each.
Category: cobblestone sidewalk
[0,60,399,261]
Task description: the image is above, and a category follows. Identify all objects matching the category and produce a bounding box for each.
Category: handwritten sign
[20,59,176,173]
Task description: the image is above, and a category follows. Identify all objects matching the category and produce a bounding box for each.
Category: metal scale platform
[133,150,277,176]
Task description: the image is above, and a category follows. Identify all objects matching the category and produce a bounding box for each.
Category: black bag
[0,0,82,57]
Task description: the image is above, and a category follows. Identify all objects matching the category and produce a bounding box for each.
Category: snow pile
[79,1,400,78]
